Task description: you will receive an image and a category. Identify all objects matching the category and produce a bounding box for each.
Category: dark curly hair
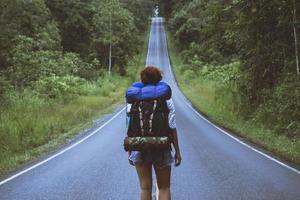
[140,66,162,85]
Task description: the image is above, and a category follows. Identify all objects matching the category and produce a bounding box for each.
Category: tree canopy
[0,0,154,90]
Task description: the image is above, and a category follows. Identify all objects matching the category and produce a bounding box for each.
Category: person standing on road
[124,66,182,200]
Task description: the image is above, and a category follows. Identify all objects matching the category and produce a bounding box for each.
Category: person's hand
[174,152,182,167]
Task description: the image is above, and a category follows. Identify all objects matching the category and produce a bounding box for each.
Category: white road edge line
[184,91,300,175]
[0,107,126,186]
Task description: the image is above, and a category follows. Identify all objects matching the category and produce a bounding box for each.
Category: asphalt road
[1,17,300,200]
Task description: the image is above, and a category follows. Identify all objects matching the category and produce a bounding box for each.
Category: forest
[160,0,300,163]
[0,0,153,174]
[1,0,300,175]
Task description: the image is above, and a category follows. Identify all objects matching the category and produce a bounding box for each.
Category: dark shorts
[129,149,174,168]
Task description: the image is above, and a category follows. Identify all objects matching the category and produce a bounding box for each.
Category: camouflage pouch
[123,136,170,151]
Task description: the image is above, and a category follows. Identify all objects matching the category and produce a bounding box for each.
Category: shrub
[7,38,98,88]
[254,76,300,138]
[34,75,86,99]
[183,69,197,80]
[0,75,11,100]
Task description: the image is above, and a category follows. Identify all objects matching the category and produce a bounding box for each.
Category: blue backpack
[125,81,171,138]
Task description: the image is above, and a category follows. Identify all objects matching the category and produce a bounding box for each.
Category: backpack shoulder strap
[149,99,157,133]
[138,101,144,136]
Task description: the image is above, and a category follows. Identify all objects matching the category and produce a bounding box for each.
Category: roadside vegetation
[0,0,152,175]
[161,0,300,165]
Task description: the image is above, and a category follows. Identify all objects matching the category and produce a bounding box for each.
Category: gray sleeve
[166,98,176,129]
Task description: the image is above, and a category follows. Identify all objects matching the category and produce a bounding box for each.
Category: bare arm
[171,128,182,166]
[167,99,182,166]
[171,128,180,153]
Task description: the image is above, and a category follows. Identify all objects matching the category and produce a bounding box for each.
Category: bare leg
[154,165,171,200]
[136,163,153,200]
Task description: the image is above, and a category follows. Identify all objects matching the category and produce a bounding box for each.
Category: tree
[121,0,154,30]
[45,0,95,58]
[292,0,299,75]
[91,0,137,75]
[0,0,61,71]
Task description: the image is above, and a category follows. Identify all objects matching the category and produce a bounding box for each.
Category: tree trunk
[292,0,299,75]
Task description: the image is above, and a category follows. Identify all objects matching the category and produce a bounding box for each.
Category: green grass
[0,88,122,174]
[167,32,300,166]
[0,26,150,176]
